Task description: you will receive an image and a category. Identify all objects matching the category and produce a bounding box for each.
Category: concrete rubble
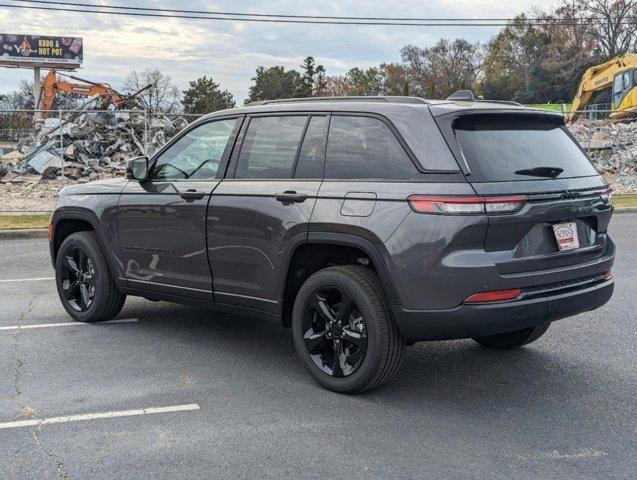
[567,120,637,194]
[0,109,635,213]
[3,104,188,182]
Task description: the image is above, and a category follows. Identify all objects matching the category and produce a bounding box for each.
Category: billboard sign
[0,34,83,69]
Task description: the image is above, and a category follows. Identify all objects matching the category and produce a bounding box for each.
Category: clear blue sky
[0,0,558,103]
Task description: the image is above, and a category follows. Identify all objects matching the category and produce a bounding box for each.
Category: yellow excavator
[569,53,637,121]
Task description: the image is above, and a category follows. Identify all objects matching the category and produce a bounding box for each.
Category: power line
[2,1,635,26]
[10,0,636,23]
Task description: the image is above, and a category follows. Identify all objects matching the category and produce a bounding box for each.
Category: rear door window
[325,116,418,180]
[454,115,598,182]
[235,116,307,179]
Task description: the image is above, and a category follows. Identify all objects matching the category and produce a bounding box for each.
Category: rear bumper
[391,278,614,343]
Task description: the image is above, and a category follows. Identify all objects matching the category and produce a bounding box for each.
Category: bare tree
[1,80,35,109]
[584,0,637,57]
[122,68,180,113]
[401,39,484,99]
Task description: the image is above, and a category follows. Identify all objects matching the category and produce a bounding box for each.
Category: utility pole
[33,65,42,123]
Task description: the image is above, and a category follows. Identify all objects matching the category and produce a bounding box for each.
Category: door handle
[275,191,308,204]
[179,189,205,201]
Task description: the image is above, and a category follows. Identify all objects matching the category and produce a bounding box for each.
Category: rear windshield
[454,115,598,182]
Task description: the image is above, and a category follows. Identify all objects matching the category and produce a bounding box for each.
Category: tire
[292,265,405,393]
[55,231,126,323]
[473,322,551,350]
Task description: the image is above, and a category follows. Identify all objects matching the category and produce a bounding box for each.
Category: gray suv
[50,95,615,393]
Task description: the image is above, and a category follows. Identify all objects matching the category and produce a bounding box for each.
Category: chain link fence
[0,107,635,212]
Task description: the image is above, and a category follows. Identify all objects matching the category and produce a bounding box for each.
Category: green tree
[323,63,411,97]
[297,56,326,97]
[344,67,383,95]
[478,16,550,102]
[379,63,411,96]
[246,66,301,103]
[182,76,235,114]
[527,7,592,103]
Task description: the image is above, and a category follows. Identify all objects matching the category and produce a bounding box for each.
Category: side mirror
[126,156,149,181]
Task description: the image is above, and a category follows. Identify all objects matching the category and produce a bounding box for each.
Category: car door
[207,114,328,312]
[118,116,242,300]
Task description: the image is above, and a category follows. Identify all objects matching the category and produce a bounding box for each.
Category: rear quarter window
[454,115,598,182]
[325,115,418,180]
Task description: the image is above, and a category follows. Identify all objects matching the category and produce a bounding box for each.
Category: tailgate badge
[560,191,579,200]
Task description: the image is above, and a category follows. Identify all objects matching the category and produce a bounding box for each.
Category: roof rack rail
[474,99,524,106]
[247,96,430,106]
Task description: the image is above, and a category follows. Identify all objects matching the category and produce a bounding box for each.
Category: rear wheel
[55,231,126,323]
[292,265,404,393]
[473,322,551,350]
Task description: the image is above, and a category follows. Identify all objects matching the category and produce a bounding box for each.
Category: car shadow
[115,299,621,416]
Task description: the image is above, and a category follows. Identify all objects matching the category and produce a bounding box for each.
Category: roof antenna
[446,90,475,101]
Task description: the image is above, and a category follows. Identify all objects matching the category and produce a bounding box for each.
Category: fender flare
[305,231,401,305]
[50,207,122,283]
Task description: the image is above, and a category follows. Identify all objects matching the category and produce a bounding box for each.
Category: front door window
[152,118,238,180]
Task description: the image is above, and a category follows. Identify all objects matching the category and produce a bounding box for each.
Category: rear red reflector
[603,269,612,280]
[408,195,527,215]
[465,288,522,303]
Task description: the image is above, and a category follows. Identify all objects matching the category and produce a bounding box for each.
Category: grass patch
[525,103,571,112]
[0,213,52,230]
[613,194,637,209]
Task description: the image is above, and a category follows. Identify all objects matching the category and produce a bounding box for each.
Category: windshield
[454,115,598,182]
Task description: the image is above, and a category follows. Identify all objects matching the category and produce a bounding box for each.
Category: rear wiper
[514,166,564,178]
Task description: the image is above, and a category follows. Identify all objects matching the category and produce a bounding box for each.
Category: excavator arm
[40,70,126,114]
[569,54,637,121]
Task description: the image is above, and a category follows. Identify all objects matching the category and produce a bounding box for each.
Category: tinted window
[235,116,307,179]
[295,116,328,179]
[325,116,417,180]
[454,115,598,182]
[152,119,237,180]
[613,74,624,105]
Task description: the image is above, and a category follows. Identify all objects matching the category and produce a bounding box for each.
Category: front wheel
[55,231,126,323]
[473,322,551,350]
[292,265,405,393]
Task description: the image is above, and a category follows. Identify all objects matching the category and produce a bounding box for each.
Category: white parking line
[0,404,200,430]
[0,277,54,283]
[0,318,138,331]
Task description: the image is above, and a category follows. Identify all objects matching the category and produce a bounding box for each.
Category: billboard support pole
[33,66,42,123]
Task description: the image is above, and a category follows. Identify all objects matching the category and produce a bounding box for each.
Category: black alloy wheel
[292,265,405,393]
[302,287,368,378]
[60,246,96,312]
[55,231,126,323]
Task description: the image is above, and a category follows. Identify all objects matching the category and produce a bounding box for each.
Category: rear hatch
[434,109,614,284]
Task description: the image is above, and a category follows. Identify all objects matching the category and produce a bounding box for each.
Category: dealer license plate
[552,222,580,251]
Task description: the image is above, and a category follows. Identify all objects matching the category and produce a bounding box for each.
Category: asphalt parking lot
[0,215,635,480]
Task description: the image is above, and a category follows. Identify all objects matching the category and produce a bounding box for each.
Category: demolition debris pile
[0,108,636,212]
[567,120,637,194]
[0,107,188,182]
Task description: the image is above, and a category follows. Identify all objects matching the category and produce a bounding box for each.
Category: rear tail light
[48,222,54,243]
[408,195,527,215]
[465,288,522,303]
[600,187,613,203]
